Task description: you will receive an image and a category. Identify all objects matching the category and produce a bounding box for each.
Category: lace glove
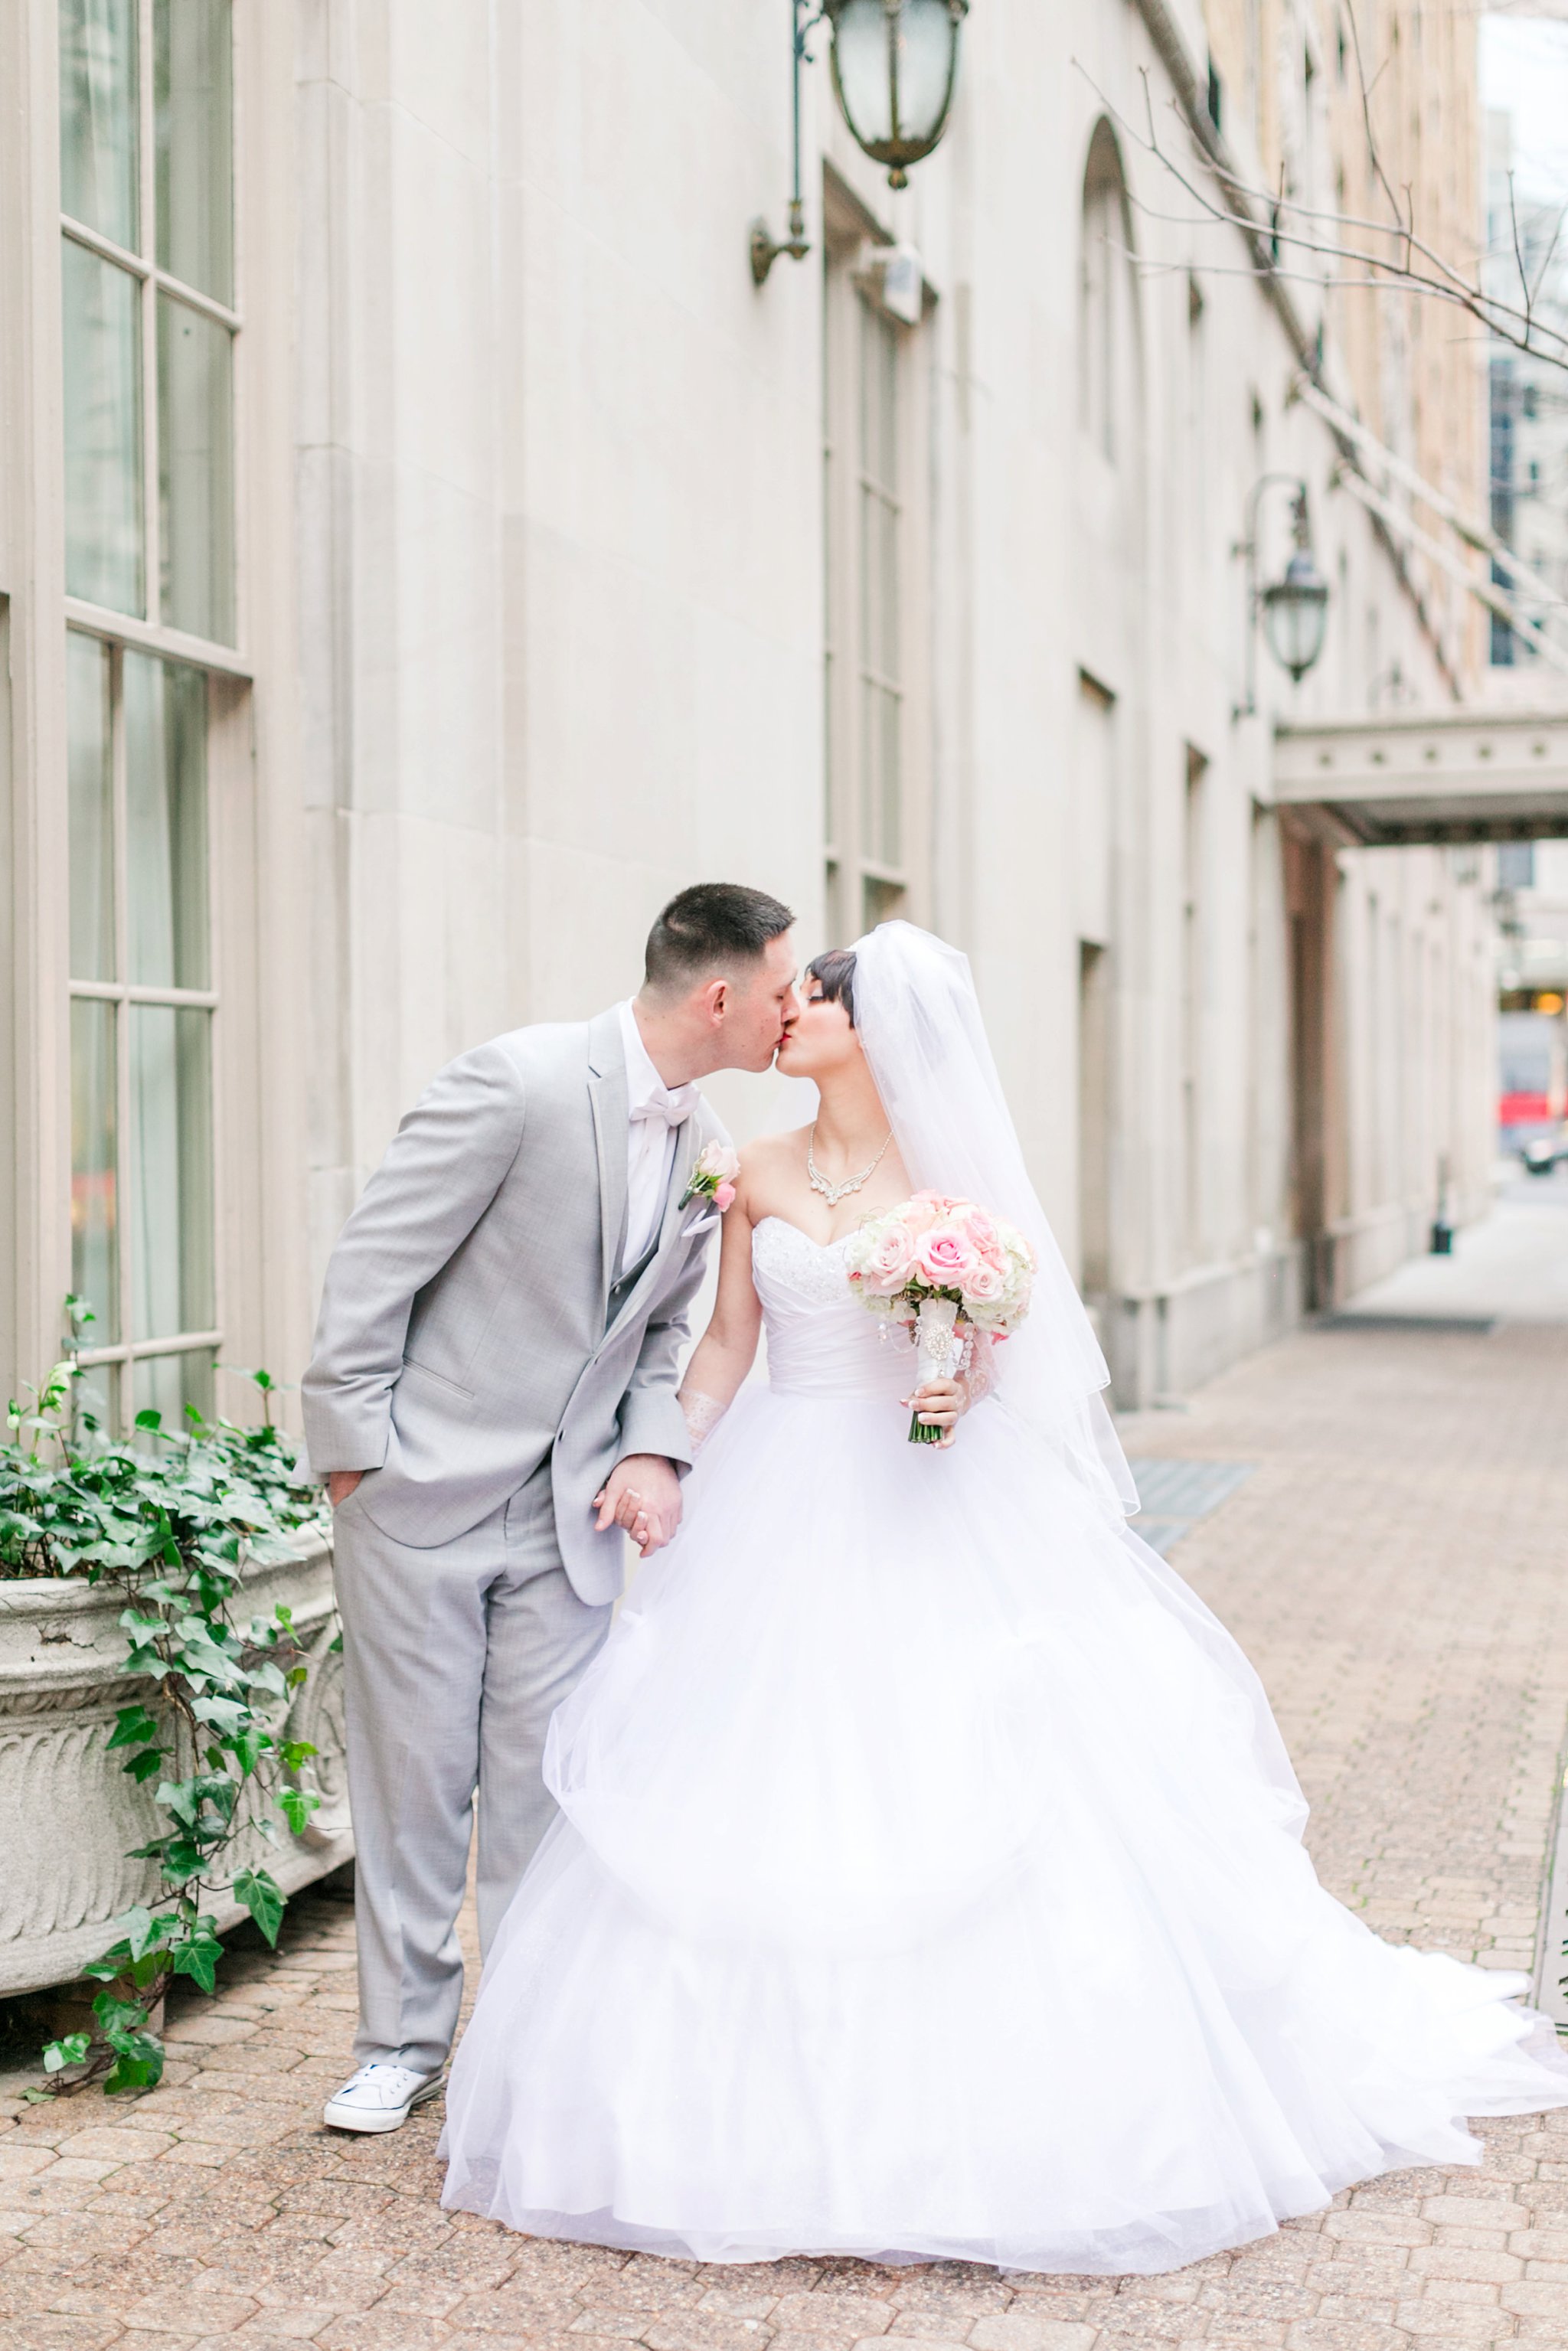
[957,1324,997,1411]
[678,1389,728,1456]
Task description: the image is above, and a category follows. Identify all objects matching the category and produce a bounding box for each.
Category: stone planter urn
[0,1535,351,1997]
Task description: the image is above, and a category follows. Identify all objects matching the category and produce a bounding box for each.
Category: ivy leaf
[121,1749,165,1784]
[92,1992,152,2038]
[82,1939,135,1982]
[158,1839,207,1888]
[118,1608,168,1642]
[279,1740,318,1771]
[234,1867,285,1948]
[116,1906,181,1962]
[106,1704,162,1752]
[276,1785,320,1837]
[229,1726,272,1777]
[102,2034,165,2095]
[126,1946,174,1992]
[191,1695,247,1735]
[169,1925,224,1997]
[43,2033,92,2073]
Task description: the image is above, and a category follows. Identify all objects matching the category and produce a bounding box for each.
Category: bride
[439,920,1568,2275]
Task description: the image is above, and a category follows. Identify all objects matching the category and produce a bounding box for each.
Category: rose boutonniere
[681,1141,740,1213]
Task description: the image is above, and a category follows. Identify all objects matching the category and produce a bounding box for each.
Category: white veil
[851,920,1139,1521]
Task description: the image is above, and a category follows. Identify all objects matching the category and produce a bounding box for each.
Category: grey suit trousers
[331,1461,612,2073]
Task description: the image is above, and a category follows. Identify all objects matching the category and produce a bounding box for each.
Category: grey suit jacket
[300,1007,725,1604]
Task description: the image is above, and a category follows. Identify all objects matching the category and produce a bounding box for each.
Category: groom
[302,882,798,2133]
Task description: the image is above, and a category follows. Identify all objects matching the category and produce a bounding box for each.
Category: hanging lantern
[824,0,969,189]
[1261,491,1330,684]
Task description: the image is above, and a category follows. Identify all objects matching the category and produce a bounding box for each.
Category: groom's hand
[593,1455,683,1556]
[325,1471,364,1507]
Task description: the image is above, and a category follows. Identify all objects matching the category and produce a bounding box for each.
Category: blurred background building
[3,0,1566,1429]
[1483,11,1568,678]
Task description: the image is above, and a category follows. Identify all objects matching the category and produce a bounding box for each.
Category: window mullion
[64,600,253,680]
[111,645,133,1421]
[202,674,223,1367]
[152,269,240,333]
[139,0,159,629]
[59,217,152,282]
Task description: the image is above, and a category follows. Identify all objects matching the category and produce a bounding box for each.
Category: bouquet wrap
[911,1298,962,1445]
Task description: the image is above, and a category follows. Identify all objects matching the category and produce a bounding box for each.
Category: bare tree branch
[1083,67,1568,375]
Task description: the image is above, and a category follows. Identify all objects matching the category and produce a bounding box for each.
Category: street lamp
[1261,491,1331,682]
[751,0,970,284]
[1233,475,1331,717]
[825,0,969,189]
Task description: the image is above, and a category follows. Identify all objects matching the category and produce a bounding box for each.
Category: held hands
[593,1453,683,1557]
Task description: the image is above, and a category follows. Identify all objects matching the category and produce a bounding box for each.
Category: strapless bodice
[752,1216,913,1400]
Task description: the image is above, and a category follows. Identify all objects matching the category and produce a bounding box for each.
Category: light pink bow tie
[630,1085,698,1130]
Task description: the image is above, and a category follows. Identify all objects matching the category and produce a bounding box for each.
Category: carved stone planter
[0,1536,351,1996]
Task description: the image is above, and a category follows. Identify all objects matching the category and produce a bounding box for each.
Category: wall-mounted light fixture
[1234,476,1331,717]
[826,0,969,188]
[751,0,969,285]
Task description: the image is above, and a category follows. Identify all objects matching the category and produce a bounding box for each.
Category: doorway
[1078,939,1111,1301]
[1285,831,1333,1308]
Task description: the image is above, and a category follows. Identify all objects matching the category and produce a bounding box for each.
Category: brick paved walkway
[7,1313,1568,2351]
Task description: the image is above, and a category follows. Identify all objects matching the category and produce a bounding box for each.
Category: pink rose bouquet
[843,1191,1035,1442]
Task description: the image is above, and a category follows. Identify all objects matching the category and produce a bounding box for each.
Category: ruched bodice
[752,1216,913,1400]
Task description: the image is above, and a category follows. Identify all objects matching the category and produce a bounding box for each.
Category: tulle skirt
[439,1383,1568,2274]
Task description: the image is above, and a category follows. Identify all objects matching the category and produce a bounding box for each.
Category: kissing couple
[303,882,1568,2276]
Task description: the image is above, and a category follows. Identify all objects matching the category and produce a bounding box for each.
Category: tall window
[823,223,928,942]
[60,0,236,642]
[1182,746,1207,1264]
[68,637,216,1429]
[1080,123,1132,464]
[59,0,234,1434]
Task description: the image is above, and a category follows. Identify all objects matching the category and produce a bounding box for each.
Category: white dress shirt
[617,1001,699,1278]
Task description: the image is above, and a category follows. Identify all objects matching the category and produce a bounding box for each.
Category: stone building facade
[0,0,1499,1425]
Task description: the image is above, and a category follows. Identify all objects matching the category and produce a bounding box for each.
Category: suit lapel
[586,1007,629,1319]
[602,1115,704,1347]
[660,1119,702,1252]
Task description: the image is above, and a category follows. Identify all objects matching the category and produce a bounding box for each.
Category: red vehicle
[1499,1004,1566,1164]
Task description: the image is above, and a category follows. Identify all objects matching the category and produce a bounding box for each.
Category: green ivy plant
[1,1318,332,2096]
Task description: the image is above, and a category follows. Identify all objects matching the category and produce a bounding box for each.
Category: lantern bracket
[1233,474,1329,719]
[751,2,827,285]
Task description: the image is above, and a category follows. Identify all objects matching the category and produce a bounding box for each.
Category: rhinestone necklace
[806,1125,893,1207]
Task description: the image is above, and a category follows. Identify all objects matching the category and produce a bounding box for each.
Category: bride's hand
[903,1377,965,1448]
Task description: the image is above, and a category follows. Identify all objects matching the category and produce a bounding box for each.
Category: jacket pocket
[399,1355,475,1402]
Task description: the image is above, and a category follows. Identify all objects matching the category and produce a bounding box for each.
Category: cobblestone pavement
[7,1314,1568,2351]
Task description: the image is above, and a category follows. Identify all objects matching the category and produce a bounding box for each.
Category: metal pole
[751,1,822,283]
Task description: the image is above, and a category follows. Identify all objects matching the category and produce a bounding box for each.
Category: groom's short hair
[644,883,795,995]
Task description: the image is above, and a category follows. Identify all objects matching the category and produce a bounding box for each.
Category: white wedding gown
[439,1213,1568,2274]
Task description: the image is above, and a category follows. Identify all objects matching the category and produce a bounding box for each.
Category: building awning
[1271,710,1568,846]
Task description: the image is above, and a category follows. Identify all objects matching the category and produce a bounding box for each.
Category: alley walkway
[6,1210,1568,2351]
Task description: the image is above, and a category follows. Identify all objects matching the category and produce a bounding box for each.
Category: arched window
[1079,121,1134,463]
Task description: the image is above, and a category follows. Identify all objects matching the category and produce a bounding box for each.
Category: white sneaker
[322,2062,445,2134]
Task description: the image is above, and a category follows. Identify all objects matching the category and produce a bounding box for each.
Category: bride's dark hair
[805,948,857,1025]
